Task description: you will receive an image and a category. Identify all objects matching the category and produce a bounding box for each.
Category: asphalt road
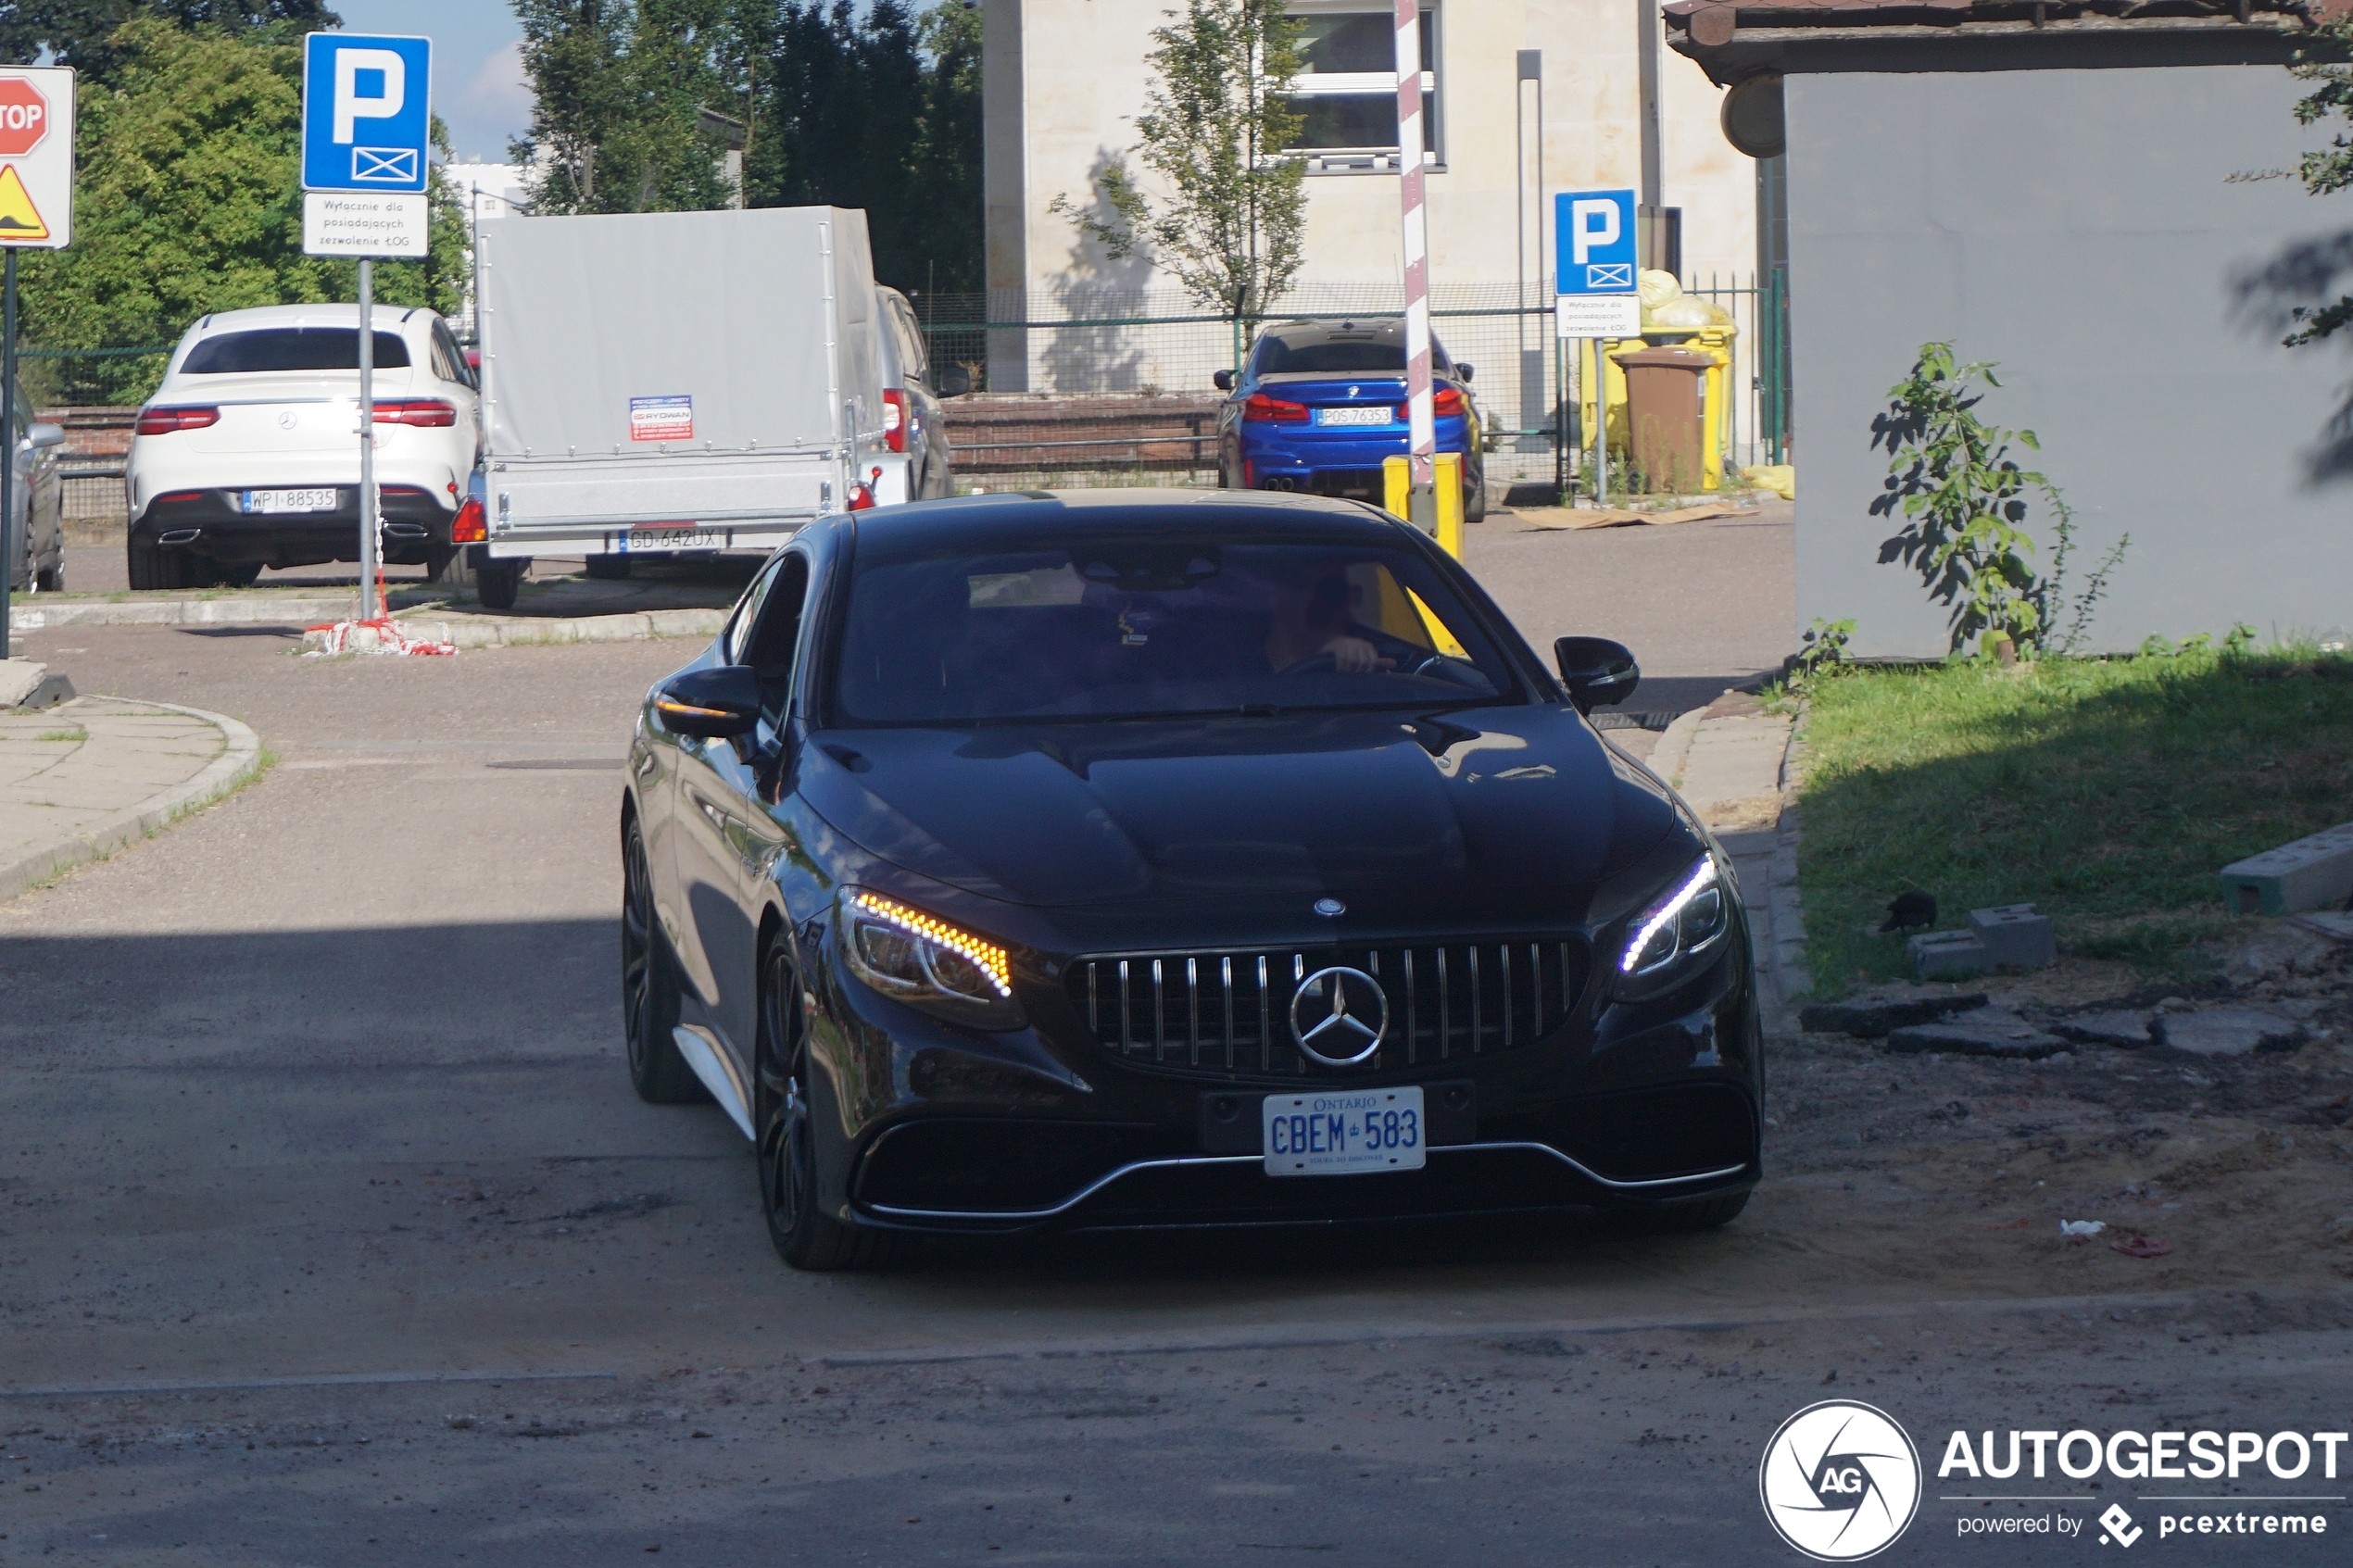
[3,520,2341,1565]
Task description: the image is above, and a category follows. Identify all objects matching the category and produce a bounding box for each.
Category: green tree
[0,0,339,85]
[19,17,465,403]
[1049,0,1306,330]
[749,1,981,295]
[511,0,745,215]
[2290,18,2353,344]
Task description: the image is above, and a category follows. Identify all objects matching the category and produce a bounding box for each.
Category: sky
[327,0,531,166]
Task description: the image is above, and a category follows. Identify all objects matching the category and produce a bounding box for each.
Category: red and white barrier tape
[304,616,456,657]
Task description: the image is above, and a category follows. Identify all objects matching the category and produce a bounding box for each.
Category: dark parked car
[1214,318,1487,521]
[623,489,1759,1269]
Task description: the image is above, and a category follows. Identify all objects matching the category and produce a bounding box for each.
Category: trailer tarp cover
[477,206,882,461]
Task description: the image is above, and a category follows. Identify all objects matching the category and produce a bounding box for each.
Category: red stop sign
[0,80,49,157]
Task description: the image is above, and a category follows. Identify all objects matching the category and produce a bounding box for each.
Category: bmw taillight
[135,406,220,435]
[882,389,909,453]
[1243,393,1308,423]
[371,399,458,428]
[1396,386,1468,420]
[451,496,486,543]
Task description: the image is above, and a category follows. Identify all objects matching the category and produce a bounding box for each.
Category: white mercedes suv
[124,304,482,588]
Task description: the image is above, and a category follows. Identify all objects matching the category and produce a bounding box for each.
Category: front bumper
[131,486,456,568]
[810,925,1761,1237]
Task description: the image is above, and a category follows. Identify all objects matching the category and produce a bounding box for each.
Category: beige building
[982,0,1763,452]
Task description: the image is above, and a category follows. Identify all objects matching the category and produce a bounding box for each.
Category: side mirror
[656,664,762,739]
[23,421,63,450]
[1454,362,1474,383]
[937,364,972,396]
[1554,635,1639,714]
[1213,369,1235,392]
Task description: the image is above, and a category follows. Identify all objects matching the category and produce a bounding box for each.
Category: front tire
[756,943,890,1271]
[623,814,703,1104]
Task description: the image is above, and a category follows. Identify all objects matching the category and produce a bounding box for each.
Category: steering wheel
[1277,651,1343,677]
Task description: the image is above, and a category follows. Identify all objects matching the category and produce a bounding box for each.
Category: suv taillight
[451,496,486,543]
[881,389,909,454]
[371,398,458,428]
[1243,393,1308,423]
[135,406,220,435]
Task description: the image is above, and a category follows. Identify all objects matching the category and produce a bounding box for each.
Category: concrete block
[1800,992,1988,1038]
[1969,904,2057,969]
[2220,822,2353,915]
[1885,1010,2070,1059]
[1907,930,1990,979]
[2152,1008,2307,1059]
[0,659,45,708]
[2052,1010,2155,1047]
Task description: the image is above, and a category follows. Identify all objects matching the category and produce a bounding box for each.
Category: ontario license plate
[1264,1087,1425,1176]
[242,487,337,514]
[1315,406,1391,427]
[624,526,724,552]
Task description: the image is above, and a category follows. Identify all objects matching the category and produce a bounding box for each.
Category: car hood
[795,707,1680,926]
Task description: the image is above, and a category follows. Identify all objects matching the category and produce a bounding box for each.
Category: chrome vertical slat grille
[1065,937,1589,1080]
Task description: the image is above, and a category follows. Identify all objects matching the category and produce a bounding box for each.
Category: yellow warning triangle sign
[0,165,49,242]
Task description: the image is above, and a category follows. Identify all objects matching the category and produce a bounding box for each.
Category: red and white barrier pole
[1394,0,1433,491]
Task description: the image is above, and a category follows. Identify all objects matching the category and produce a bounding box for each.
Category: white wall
[1786,58,2353,658]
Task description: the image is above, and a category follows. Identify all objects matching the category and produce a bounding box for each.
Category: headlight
[836,887,1027,1031]
[1616,857,1730,992]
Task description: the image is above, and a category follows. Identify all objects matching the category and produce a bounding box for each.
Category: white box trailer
[473,206,892,565]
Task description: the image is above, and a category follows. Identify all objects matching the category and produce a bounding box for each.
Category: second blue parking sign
[301,32,431,194]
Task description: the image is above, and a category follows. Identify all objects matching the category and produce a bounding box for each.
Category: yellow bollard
[1433,452,1464,558]
[1382,453,1410,518]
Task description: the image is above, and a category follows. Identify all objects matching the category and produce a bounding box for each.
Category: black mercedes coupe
[622,489,1761,1269]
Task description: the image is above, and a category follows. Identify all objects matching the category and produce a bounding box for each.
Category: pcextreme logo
[1759,1399,1924,1561]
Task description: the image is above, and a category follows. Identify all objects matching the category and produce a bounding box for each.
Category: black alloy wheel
[622,813,702,1104]
[756,943,890,1271]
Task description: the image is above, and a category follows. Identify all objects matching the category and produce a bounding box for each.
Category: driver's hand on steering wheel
[1326,635,1396,673]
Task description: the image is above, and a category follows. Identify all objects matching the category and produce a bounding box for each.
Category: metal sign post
[298,31,431,625]
[0,65,71,664]
[1554,188,1640,510]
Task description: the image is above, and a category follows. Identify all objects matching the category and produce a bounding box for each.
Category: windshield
[182,328,412,374]
[831,533,1517,725]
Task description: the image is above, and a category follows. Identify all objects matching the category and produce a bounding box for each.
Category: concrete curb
[1645,707,1707,793]
[299,608,726,652]
[0,696,264,905]
[14,596,360,629]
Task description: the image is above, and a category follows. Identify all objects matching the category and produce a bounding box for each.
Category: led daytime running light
[851,892,1013,997]
[1619,859,1720,973]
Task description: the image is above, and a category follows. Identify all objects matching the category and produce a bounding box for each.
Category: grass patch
[34,726,84,743]
[1794,646,2353,997]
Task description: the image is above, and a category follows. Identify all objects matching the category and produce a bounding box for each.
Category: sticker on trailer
[629,395,694,442]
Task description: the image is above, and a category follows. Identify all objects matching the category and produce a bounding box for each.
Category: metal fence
[915,271,1792,492]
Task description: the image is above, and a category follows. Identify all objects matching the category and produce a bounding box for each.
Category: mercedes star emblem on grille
[1290,966,1388,1066]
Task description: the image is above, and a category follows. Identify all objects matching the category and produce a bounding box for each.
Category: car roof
[849,487,1409,554]
[182,304,439,337]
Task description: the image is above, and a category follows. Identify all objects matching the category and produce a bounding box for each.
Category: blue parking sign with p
[1554,189,1636,295]
[302,32,432,194]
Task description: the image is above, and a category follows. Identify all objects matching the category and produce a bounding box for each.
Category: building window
[1280,7,1440,173]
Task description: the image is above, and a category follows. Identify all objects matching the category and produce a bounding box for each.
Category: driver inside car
[1262,562,1397,675]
